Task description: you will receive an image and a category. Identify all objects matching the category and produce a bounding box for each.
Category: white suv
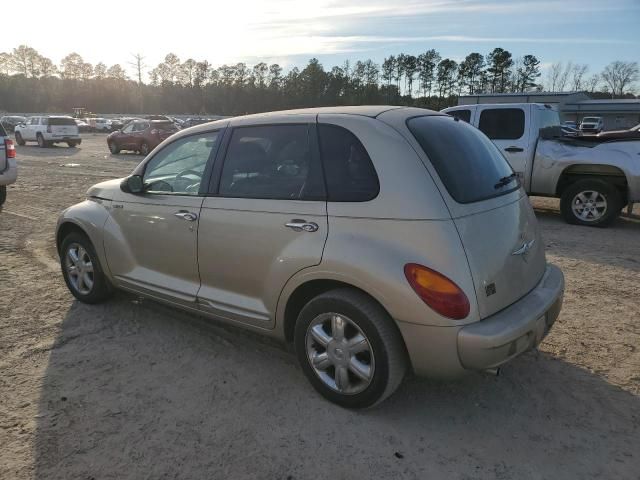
[15,116,81,148]
[0,123,17,206]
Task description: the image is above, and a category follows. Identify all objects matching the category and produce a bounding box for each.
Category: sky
[3,0,639,80]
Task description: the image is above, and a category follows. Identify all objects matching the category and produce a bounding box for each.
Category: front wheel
[294,289,407,408]
[560,179,622,227]
[15,132,25,146]
[108,141,120,154]
[60,232,113,304]
[36,133,47,148]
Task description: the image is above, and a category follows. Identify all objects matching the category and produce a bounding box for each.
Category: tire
[560,178,622,227]
[140,141,150,156]
[36,133,47,148]
[67,141,78,148]
[108,141,120,154]
[294,288,407,408]
[0,186,6,207]
[15,132,25,146]
[60,232,113,304]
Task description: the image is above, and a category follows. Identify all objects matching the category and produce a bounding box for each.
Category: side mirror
[120,175,144,194]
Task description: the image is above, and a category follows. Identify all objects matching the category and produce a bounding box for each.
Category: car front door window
[143,132,219,195]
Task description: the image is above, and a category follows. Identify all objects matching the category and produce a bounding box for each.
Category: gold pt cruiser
[57,106,564,408]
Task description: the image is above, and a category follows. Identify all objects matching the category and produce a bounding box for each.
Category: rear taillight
[404,263,470,319]
[5,139,16,158]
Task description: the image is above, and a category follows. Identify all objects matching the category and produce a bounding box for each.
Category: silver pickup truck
[0,123,18,206]
[443,103,640,227]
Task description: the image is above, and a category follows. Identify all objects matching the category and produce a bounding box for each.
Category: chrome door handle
[174,211,198,221]
[285,219,319,232]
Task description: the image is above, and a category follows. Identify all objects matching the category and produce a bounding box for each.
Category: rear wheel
[0,186,6,206]
[15,132,25,146]
[60,232,113,304]
[36,133,46,148]
[67,141,78,148]
[294,288,407,408]
[560,179,622,227]
[140,141,150,156]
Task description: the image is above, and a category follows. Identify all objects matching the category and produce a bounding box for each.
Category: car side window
[449,109,471,123]
[122,123,134,133]
[478,108,525,140]
[219,124,323,200]
[318,124,379,202]
[142,132,219,195]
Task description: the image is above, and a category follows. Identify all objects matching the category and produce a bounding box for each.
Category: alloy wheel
[305,312,375,395]
[64,243,95,295]
[571,190,607,222]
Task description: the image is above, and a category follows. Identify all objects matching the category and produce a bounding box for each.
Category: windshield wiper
[494,172,518,189]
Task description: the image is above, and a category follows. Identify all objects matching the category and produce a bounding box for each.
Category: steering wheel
[175,169,203,182]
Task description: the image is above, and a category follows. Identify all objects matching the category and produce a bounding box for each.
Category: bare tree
[601,61,639,98]
[129,53,147,86]
[547,62,562,91]
[585,74,600,93]
[557,61,572,91]
[571,64,588,91]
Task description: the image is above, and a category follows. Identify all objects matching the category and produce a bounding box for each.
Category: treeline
[0,45,637,115]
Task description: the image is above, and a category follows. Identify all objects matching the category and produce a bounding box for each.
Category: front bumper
[397,263,564,378]
[457,264,564,370]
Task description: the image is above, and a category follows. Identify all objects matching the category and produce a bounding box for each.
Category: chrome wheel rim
[64,243,94,295]
[571,190,607,222]
[305,313,375,395]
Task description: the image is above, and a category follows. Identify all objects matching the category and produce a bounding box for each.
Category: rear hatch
[406,115,546,319]
[47,117,79,136]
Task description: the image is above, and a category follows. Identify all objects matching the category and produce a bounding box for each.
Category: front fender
[56,198,112,279]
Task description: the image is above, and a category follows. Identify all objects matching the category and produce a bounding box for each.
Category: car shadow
[16,144,82,158]
[33,294,639,479]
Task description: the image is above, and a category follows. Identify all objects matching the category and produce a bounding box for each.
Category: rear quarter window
[318,124,379,202]
[407,115,518,204]
[478,108,525,140]
[0,124,6,137]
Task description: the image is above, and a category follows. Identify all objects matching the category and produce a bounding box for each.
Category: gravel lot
[1,135,639,479]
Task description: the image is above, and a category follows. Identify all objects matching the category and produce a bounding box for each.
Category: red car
[107,120,178,155]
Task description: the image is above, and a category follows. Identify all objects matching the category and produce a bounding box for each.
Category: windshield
[407,115,518,204]
[631,124,640,131]
[583,117,600,123]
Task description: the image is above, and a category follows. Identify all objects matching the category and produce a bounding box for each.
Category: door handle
[285,219,319,232]
[504,146,524,153]
[174,210,198,221]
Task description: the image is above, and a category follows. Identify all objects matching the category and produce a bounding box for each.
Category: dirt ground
[1,135,638,480]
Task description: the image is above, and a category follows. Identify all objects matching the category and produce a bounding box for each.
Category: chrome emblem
[512,238,535,262]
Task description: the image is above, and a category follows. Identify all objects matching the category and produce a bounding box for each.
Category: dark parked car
[596,123,640,141]
[107,120,178,155]
[1,116,27,133]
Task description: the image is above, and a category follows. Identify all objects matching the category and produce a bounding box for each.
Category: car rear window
[448,109,471,123]
[48,117,77,126]
[407,115,518,204]
[478,108,525,140]
[154,121,177,131]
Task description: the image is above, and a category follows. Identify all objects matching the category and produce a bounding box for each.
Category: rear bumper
[457,264,564,370]
[397,263,564,378]
[0,158,18,185]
